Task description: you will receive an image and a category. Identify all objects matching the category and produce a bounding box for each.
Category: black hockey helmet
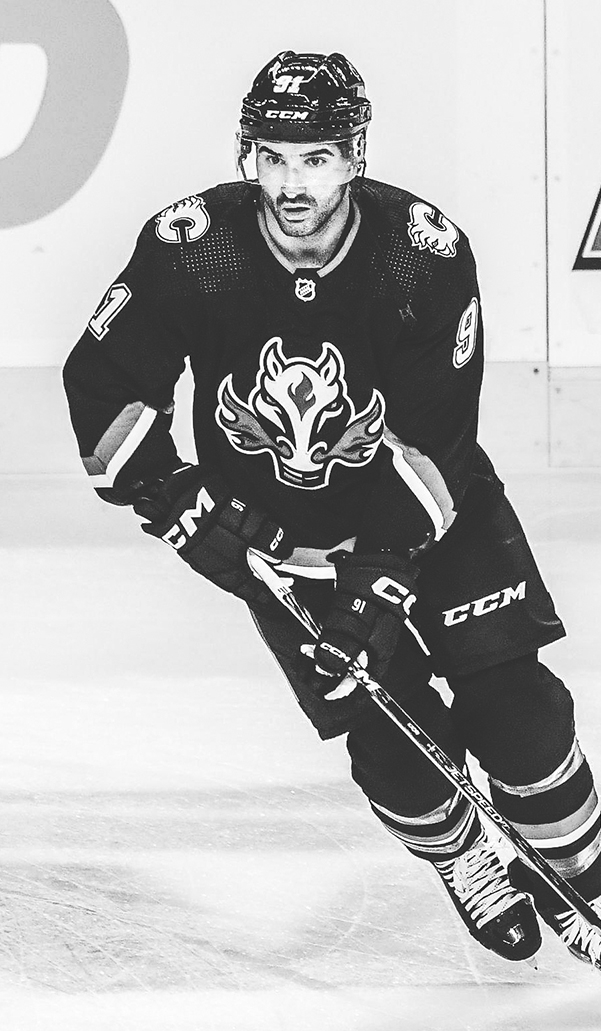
[239,50,372,142]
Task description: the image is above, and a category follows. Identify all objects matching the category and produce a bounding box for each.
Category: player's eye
[264,153,282,166]
[305,156,327,168]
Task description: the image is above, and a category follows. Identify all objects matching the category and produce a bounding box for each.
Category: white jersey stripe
[87,405,157,487]
[382,429,456,543]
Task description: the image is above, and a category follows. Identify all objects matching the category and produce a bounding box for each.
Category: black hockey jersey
[63,179,487,558]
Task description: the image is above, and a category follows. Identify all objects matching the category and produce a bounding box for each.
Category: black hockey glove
[306,551,419,698]
[133,464,293,605]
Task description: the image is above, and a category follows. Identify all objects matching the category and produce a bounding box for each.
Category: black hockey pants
[346,651,574,816]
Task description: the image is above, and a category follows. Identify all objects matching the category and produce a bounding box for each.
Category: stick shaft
[247,548,601,931]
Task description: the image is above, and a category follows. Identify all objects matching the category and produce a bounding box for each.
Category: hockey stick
[247,547,601,932]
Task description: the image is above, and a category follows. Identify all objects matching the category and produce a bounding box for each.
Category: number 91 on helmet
[235,50,371,189]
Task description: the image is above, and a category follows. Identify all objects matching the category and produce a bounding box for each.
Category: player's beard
[262,184,348,238]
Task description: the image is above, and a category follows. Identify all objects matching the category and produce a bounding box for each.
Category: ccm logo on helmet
[265,110,309,120]
[443,582,527,627]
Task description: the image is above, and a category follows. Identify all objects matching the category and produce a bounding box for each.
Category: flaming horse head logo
[215,338,385,489]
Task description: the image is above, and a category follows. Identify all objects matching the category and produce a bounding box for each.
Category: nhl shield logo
[295,277,316,302]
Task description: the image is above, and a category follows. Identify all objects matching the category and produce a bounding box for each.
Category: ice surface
[0,471,601,1029]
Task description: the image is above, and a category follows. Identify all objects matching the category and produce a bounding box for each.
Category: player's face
[257,141,353,237]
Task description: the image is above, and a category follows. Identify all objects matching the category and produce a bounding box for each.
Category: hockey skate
[432,831,541,961]
[510,861,601,969]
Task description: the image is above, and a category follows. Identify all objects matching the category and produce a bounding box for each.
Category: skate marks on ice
[0,784,494,993]
[0,788,598,1031]
[1,475,601,1028]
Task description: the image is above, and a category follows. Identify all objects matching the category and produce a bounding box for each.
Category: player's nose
[281,186,308,199]
[280,174,308,193]
[280,165,308,195]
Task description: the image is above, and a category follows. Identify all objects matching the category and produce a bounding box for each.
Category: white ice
[0,470,601,1030]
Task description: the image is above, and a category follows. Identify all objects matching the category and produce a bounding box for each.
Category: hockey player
[64,51,601,967]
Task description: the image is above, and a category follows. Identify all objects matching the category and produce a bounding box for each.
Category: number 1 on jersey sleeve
[88,283,132,340]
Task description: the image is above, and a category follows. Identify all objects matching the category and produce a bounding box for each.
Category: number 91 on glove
[133,464,293,606]
[302,550,419,700]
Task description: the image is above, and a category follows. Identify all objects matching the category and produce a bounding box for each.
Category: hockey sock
[490,736,601,902]
[449,655,601,898]
[369,785,482,862]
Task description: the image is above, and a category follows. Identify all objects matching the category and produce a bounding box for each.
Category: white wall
[2,0,601,470]
[547,0,601,366]
[1,0,547,367]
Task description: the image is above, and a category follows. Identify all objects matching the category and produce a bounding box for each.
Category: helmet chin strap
[354,129,367,175]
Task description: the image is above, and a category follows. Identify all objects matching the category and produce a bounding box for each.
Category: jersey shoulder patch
[154,194,211,245]
[150,182,251,246]
[356,179,476,336]
[406,200,459,258]
[138,182,256,298]
[357,178,463,259]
